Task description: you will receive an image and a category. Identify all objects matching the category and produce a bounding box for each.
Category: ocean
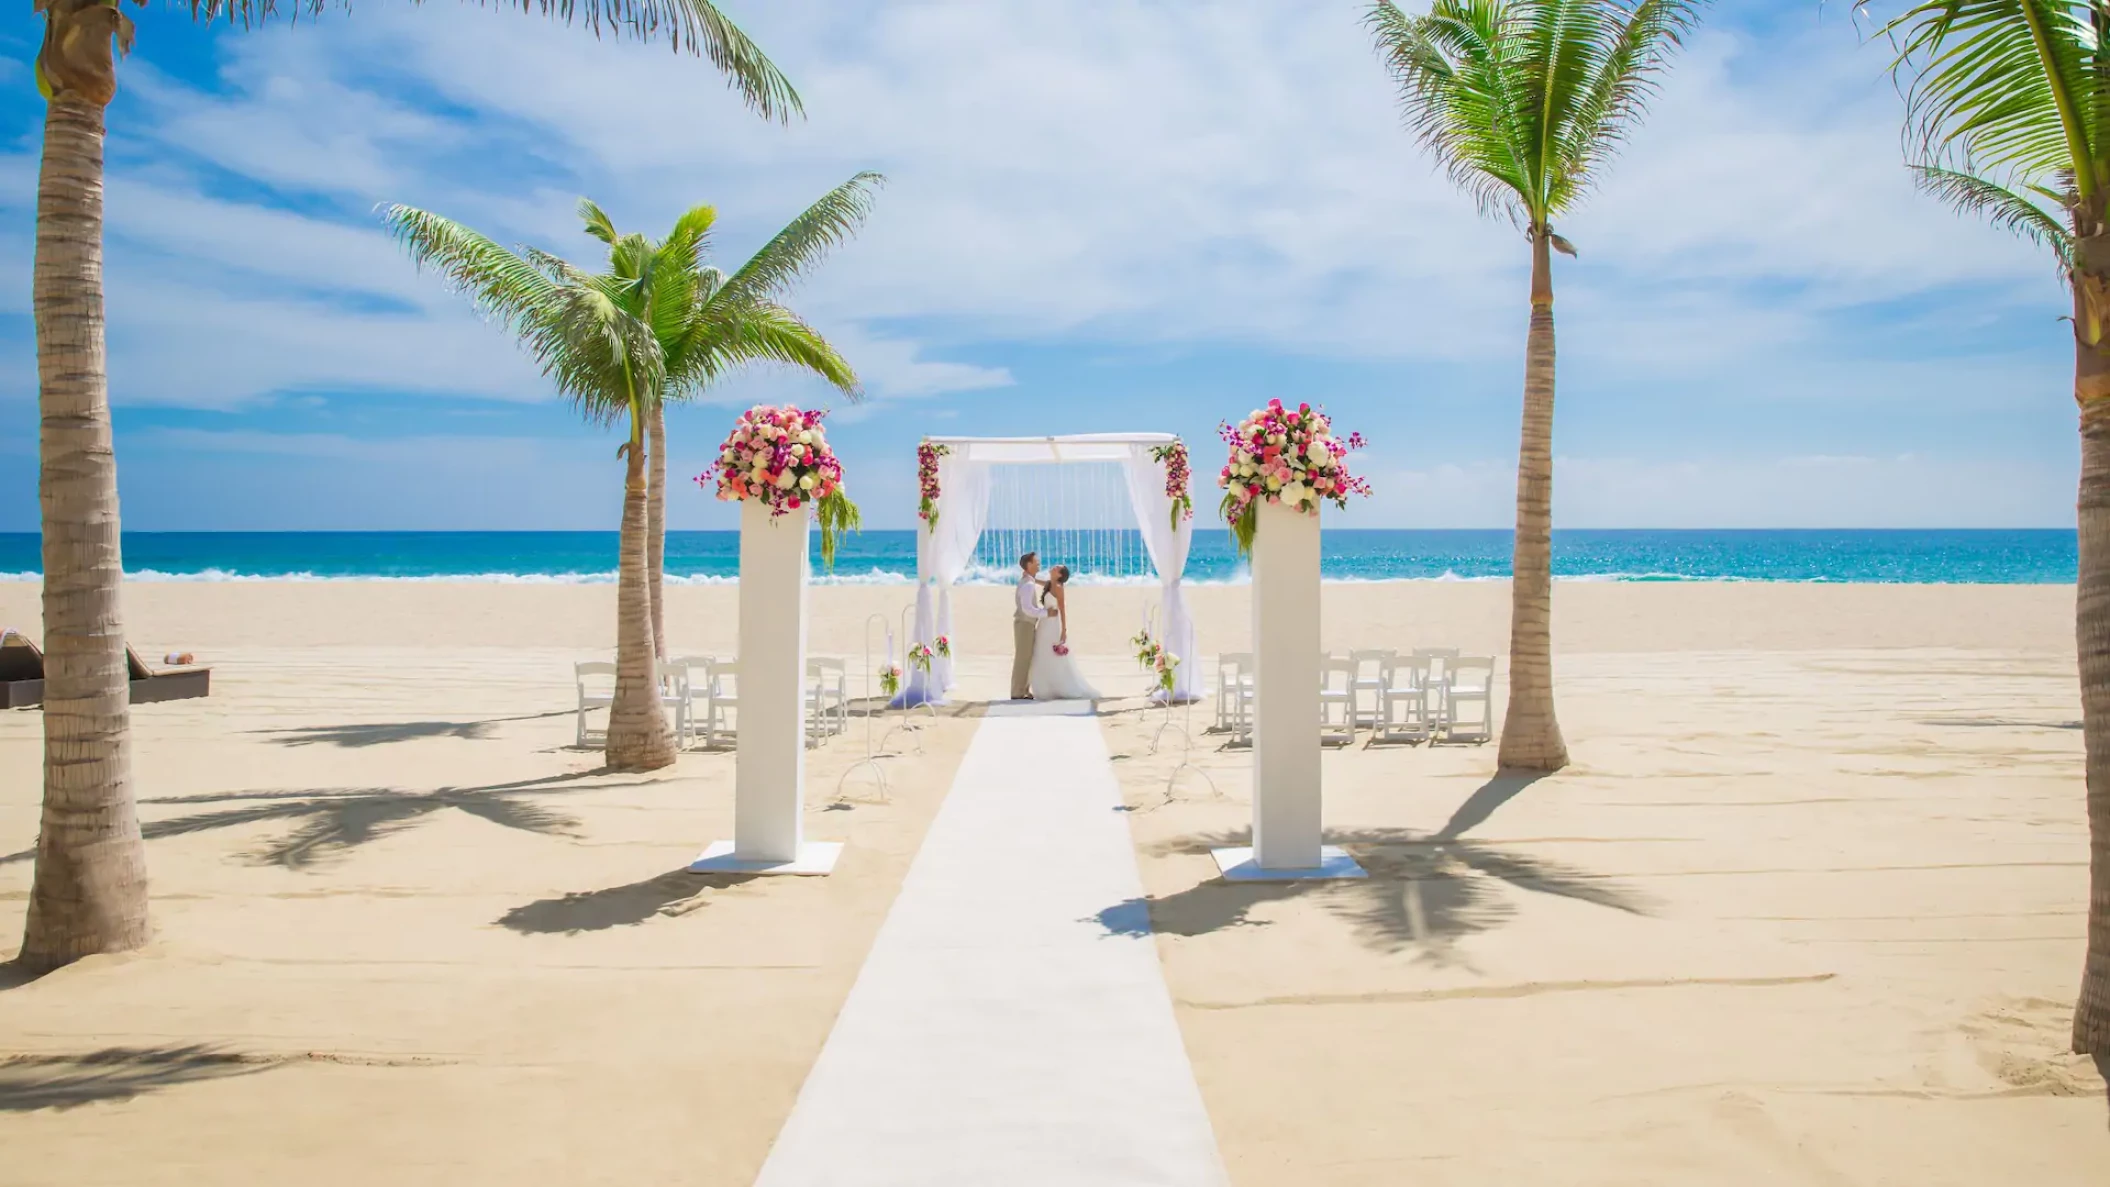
[0,529,2078,584]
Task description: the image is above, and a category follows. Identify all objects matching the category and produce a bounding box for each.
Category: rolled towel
[165,652,196,666]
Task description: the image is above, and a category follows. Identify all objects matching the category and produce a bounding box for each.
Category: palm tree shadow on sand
[250,711,574,749]
[0,773,647,871]
[1094,772,1652,968]
[0,1046,271,1112]
[498,868,763,935]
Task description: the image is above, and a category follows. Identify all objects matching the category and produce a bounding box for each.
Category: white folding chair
[1443,657,1497,744]
[1373,652,1433,744]
[656,660,693,749]
[1216,651,1255,740]
[1319,653,1356,746]
[665,655,714,749]
[806,657,849,745]
[700,659,739,749]
[1348,649,1393,729]
[1412,648,1461,732]
[574,661,615,746]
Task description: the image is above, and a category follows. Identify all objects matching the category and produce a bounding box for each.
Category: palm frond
[715,172,885,308]
[381,204,559,340]
[1549,0,1705,212]
[578,197,619,245]
[1369,0,1704,226]
[1879,0,2098,194]
[671,301,859,398]
[187,0,802,122]
[1912,162,2077,272]
[1368,0,1542,222]
[385,203,662,427]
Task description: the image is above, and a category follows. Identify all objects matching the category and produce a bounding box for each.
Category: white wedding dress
[1030,603,1101,701]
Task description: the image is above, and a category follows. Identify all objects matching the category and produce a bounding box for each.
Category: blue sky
[0,0,2080,531]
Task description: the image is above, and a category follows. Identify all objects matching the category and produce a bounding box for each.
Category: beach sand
[1,579,2103,1183]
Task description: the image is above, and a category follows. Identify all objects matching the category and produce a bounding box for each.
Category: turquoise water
[0,529,2077,584]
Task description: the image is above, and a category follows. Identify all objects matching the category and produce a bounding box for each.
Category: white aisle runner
[754,701,1230,1187]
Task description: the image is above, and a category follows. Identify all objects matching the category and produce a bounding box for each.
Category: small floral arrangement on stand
[1132,628,1163,671]
[1149,440,1193,532]
[1132,628,1178,696]
[1217,399,1369,557]
[907,641,937,673]
[1151,648,1179,697]
[879,663,902,698]
[700,404,862,568]
[917,441,951,528]
[934,635,951,658]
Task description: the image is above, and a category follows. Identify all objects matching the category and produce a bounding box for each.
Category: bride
[1030,565,1100,701]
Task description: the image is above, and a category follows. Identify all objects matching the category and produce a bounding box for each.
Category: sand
[0,578,2103,1184]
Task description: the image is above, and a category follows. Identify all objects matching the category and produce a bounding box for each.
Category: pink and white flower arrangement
[934,635,951,658]
[1151,647,1178,696]
[700,404,862,568]
[1217,400,1370,556]
[1149,440,1193,531]
[917,441,951,528]
[1132,629,1178,695]
[879,663,902,697]
[907,641,937,673]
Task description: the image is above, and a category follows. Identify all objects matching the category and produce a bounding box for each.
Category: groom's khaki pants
[1011,612,1036,699]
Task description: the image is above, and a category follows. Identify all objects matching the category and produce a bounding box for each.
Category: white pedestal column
[1212,498,1363,882]
[692,500,841,876]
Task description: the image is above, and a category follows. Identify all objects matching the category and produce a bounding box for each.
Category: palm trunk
[19,93,150,970]
[1497,227,1569,773]
[647,401,669,661]
[2071,215,2110,1055]
[606,406,676,771]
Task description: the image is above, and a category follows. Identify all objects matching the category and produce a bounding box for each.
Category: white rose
[1236,450,1252,464]
[1265,474,1282,491]
[1283,482,1308,505]
[798,430,813,444]
[799,474,816,491]
[775,470,797,489]
[790,443,806,458]
[1306,440,1326,461]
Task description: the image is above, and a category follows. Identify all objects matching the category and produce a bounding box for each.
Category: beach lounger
[1,632,210,708]
[1,630,43,709]
[125,644,212,704]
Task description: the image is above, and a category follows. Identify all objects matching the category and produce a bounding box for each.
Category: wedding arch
[894,433,1199,706]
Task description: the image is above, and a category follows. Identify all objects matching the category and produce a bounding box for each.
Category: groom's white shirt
[1015,576,1047,619]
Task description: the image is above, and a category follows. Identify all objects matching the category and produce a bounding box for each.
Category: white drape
[896,456,992,706]
[1120,446,1199,702]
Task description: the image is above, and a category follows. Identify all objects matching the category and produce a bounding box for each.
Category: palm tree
[1868,0,2110,1056]
[20,0,795,969]
[628,174,882,658]
[1366,0,1704,772]
[385,204,678,771]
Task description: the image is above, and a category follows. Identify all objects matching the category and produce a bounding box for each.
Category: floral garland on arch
[700,404,862,569]
[916,441,950,529]
[1216,400,1369,558]
[1149,440,1194,532]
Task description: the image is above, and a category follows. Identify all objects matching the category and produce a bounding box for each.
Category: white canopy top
[922,433,1179,465]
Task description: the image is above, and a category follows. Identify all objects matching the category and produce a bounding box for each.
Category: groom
[1011,551,1049,700]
